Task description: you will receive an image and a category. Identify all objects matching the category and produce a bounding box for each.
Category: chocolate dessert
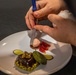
[15,51,39,71]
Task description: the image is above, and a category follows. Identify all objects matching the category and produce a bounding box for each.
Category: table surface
[0,0,76,75]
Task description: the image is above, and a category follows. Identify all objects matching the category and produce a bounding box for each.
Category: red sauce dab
[39,41,51,53]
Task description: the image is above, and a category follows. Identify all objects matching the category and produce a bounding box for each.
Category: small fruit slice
[33,51,47,65]
[39,45,46,53]
[39,41,51,53]
[41,41,50,47]
[44,54,54,60]
[13,49,23,55]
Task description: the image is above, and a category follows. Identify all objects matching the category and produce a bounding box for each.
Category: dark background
[0,0,76,75]
[64,0,76,17]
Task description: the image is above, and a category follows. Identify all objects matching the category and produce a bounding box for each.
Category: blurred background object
[64,0,76,17]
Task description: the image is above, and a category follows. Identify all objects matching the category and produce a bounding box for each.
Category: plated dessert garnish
[39,41,51,53]
[14,51,39,72]
[33,51,47,65]
[31,41,51,53]
[13,50,53,72]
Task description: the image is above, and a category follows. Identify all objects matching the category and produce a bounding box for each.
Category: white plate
[0,31,72,75]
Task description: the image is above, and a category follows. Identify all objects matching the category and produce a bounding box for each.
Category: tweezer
[29,0,39,45]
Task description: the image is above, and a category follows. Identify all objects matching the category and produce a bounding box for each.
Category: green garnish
[13,49,23,55]
[44,54,54,60]
[33,51,47,65]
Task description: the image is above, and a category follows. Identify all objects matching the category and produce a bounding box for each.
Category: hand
[25,0,67,29]
[34,14,76,46]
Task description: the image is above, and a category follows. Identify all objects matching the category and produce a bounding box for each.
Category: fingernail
[34,12,39,17]
[48,14,52,19]
[33,26,36,29]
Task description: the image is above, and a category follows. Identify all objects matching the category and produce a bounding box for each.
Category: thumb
[34,6,51,18]
[48,14,64,25]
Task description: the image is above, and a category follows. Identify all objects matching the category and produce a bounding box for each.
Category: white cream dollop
[32,38,41,48]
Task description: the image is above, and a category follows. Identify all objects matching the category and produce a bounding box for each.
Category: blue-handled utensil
[32,0,38,24]
[32,0,37,11]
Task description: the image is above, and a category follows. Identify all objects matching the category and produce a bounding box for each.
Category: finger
[25,12,32,29]
[34,25,54,35]
[25,7,36,29]
[48,14,65,25]
[28,12,36,28]
[33,6,51,18]
[34,25,60,41]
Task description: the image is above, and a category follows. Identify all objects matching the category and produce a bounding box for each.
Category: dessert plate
[0,30,72,75]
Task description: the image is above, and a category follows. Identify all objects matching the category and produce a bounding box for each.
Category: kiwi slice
[33,51,47,65]
[13,49,23,55]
